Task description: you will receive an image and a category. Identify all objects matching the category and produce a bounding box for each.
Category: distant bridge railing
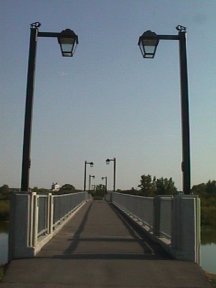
[105,192,200,263]
[10,191,89,259]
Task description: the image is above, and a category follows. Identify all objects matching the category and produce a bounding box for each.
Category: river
[0,222,216,273]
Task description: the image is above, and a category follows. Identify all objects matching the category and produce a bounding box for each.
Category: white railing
[109,192,200,263]
[10,191,88,259]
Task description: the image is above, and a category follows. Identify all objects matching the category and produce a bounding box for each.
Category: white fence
[107,192,200,263]
[9,191,88,259]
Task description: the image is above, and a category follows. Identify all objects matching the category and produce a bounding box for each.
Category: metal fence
[10,191,89,259]
[53,192,87,228]
[112,193,154,229]
[111,192,173,239]
[109,192,201,262]
[34,192,88,243]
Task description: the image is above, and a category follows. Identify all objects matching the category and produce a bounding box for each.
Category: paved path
[0,200,212,287]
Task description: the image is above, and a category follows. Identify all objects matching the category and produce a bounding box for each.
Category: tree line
[118,174,177,196]
[1,178,216,227]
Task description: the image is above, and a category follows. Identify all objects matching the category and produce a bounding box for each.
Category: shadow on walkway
[38,200,171,260]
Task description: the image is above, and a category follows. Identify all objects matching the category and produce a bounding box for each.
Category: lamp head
[138,30,159,59]
[58,29,78,57]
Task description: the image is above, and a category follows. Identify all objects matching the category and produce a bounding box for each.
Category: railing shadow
[62,200,93,256]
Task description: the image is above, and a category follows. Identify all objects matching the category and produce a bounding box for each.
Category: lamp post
[89,175,95,192]
[138,25,190,194]
[21,22,78,192]
[84,161,94,191]
[101,176,108,192]
[106,158,116,192]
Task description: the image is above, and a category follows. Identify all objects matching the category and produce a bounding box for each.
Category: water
[0,223,215,273]
[200,227,216,274]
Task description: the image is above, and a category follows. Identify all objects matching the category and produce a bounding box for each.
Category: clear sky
[0,0,216,191]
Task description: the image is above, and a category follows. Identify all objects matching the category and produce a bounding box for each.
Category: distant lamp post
[101,176,108,192]
[106,158,116,192]
[138,25,191,194]
[84,161,94,191]
[89,175,95,191]
[21,22,78,192]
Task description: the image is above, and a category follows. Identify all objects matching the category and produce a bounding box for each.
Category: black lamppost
[138,25,191,195]
[21,22,78,192]
[84,161,94,191]
[106,158,116,192]
[101,176,108,192]
[89,175,95,191]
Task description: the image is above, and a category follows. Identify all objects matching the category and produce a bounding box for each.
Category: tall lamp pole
[138,25,191,194]
[106,158,116,192]
[21,22,78,192]
[84,161,94,191]
[101,176,108,192]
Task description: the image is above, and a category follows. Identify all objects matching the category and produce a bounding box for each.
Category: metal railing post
[153,196,161,237]
[32,194,39,247]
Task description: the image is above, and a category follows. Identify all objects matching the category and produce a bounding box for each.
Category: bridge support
[171,195,200,263]
[9,193,34,259]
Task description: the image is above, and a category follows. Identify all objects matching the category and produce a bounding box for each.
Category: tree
[58,184,76,194]
[0,185,10,200]
[138,175,177,196]
[91,184,106,200]
[138,175,156,196]
[155,177,177,195]
[191,183,206,196]
[206,180,216,195]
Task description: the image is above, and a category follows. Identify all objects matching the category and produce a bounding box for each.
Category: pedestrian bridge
[2,192,212,287]
[9,191,200,262]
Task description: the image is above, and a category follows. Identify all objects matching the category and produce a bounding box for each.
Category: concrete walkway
[0,200,212,287]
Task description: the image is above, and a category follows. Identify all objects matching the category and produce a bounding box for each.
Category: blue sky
[1,0,216,191]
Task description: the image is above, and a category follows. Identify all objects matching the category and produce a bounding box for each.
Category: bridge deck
[1,200,211,287]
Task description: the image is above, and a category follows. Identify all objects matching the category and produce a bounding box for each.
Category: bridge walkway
[1,200,212,287]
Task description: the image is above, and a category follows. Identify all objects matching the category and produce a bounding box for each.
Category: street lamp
[138,30,159,58]
[89,175,95,191]
[138,25,191,194]
[21,22,78,192]
[101,176,108,192]
[106,158,116,192]
[58,29,78,57]
[84,161,94,191]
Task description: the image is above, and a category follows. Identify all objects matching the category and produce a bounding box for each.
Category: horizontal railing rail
[53,192,87,228]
